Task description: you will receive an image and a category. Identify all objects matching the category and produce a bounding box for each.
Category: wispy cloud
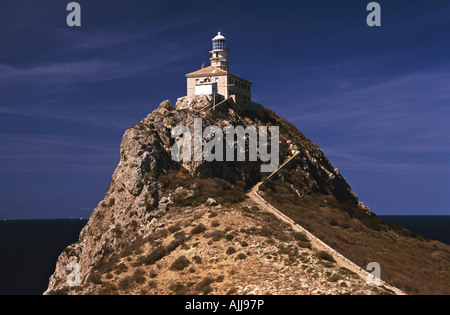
[261,58,450,175]
[0,134,118,174]
[322,147,450,174]
[0,49,189,85]
[0,104,136,130]
[282,63,450,141]
[0,60,114,83]
[289,68,450,124]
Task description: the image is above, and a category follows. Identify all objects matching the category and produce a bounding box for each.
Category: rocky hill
[45,95,450,295]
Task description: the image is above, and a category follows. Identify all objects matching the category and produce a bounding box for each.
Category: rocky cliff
[44,95,450,295]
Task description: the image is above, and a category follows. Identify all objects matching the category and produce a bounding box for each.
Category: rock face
[44,95,373,295]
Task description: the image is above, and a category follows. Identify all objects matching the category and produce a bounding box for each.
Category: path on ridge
[247,154,405,295]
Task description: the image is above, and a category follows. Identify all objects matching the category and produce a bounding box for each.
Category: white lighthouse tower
[210,32,229,71]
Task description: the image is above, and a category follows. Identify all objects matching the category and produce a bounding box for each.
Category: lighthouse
[185,32,252,102]
[210,32,229,71]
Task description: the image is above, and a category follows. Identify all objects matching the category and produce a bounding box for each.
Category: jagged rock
[159,194,174,205]
[176,94,213,111]
[205,198,218,206]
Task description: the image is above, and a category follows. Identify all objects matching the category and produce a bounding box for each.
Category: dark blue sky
[1,0,449,219]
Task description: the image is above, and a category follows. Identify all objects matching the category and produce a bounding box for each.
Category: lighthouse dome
[212,32,227,51]
[212,32,226,41]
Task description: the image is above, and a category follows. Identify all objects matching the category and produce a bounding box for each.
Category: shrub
[297,241,312,249]
[98,282,118,295]
[209,212,218,218]
[226,288,237,295]
[132,268,147,284]
[168,224,181,233]
[143,246,168,266]
[237,253,247,260]
[293,231,309,242]
[91,254,120,275]
[174,231,188,242]
[63,246,75,256]
[191,224,207,235]
[195,277,215,295]
[188,267,196,273]
[318,260,334,268]
[118,276,133,290]
[169,282,190,295]
[225,234,234,242]
[166,240,182,252]
[315,251,336,263]
[129,220,138,230]
[107,198,115,207]
[205,230,225,242]
[258,226,273,238]
[114,263,128,275]
[273,231,291,242]
[226,247,237,255]
[88,272,102,285]
[328,273,340,282]
[112,226,123,238]
[241,206,251,213]
[169,256,191,271]
[339,267,359,279]
[193,255,203,264]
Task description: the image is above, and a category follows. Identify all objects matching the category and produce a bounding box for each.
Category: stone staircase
[266,151,301,180]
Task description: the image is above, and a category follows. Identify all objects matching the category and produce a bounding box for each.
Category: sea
[380,215,450,245]
[0,216,448,295]
[0,219,88,295]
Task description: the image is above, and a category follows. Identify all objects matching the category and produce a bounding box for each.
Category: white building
[186,32,252,102]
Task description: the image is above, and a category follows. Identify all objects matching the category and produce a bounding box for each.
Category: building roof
[212,32,226,41]
[186,66,228,77]
[186,65,253,84]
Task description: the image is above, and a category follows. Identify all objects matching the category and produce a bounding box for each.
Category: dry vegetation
[260,175,450,295]
[48,197,388,295]
[158,170,248,206]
